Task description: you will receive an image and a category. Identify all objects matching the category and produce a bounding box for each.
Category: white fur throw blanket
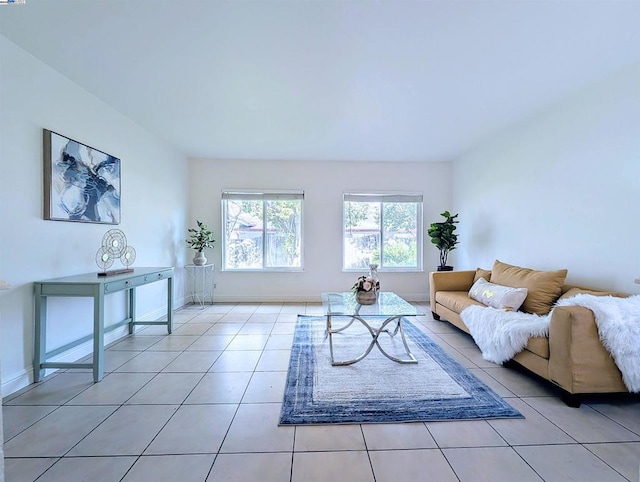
[555,294,640,392]
[460,305,550,365]
[461,294,640,392]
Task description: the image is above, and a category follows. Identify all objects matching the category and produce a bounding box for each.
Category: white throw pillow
[468,277,528,311]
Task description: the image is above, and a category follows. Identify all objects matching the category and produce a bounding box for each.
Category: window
[222,190,303,270]
[343,192,422,271]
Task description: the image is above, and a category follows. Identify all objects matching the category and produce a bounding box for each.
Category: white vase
[368,264,380,293]
[193,251,207,266]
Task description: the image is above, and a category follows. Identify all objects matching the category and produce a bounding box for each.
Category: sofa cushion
[491,260,567,315]
[473,268,492,283]
[524,336,550,359]
[436,291,485,314]
[468,278,528,311]
[558,287,625,301]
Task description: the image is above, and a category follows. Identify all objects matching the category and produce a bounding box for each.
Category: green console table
[34,267,174,383]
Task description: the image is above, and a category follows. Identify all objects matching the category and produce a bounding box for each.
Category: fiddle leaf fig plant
[427,211,459,268]
[186,220,215,252]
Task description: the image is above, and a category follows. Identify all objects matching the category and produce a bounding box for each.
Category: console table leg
[93,288,105,382]
[167,275,173,334]
[128,288,136,335]
[33,289,47,383]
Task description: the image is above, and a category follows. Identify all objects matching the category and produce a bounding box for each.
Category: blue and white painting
[44,130,121,224]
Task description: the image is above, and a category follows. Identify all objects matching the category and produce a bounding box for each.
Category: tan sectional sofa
[429,261,629,407]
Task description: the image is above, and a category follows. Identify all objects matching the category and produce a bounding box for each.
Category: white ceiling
[1,0,639,162]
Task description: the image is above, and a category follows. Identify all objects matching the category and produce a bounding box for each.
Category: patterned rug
[279,315,522,425]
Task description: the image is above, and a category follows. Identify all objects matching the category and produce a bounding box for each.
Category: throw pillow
[491,260,567,315]
[468,277,528,311]
[473,268,492,283]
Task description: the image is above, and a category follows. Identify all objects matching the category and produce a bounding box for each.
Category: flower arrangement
[352,275,380,293]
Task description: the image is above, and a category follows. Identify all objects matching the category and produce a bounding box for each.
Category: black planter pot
[437,265,454,271]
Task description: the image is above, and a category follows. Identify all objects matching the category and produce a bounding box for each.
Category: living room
[0,1,639,481]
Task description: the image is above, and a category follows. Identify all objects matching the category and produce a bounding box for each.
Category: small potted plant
[352,274,380,305]
[186,220,215,266]
[427,211,459,271]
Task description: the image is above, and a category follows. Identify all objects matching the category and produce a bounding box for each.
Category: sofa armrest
[548,305,626,394]
[429,270,476,313]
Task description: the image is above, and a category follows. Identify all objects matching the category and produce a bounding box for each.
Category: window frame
[342,192,423,272]
[222,189,304,272]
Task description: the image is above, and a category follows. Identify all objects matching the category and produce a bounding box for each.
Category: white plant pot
[193,251,207,266]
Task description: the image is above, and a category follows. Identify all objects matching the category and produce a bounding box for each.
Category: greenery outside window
[222,190,303,271]
[343,192,423,271]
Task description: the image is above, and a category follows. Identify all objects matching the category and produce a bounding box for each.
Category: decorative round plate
[95,246,115,271]
[121,245,136,267]
[102,229,127,257]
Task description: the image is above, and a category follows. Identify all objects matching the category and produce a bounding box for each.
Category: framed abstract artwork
[43,129,121,224]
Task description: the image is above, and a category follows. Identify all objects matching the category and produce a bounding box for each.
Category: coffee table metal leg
[328,315,362,365]
[329,315,417,366]
[397,317,415,360]
[374,316,417,364]
[331,316,358,334]
[326,315,346,365]
[382,317,416,361]
[326,315,335,363]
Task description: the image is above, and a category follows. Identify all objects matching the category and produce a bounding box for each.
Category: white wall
[453,63,640,294]
[0,312,4,479]
[0,36,190,396]
[188,159,452,302]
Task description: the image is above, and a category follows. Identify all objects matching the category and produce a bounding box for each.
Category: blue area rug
[279,315,523,425]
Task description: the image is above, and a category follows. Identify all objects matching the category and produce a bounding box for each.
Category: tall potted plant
[186,220,215,266]
[427,211,459,271]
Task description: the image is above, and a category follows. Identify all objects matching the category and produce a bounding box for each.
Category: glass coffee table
[320,291,421,366]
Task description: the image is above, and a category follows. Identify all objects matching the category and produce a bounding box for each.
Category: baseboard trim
[1,370,32,399]
[210,294,429,303]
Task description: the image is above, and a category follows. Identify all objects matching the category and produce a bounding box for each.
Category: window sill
[221,269,305,273]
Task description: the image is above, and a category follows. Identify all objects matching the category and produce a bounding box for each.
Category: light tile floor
[3,302,640,482]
